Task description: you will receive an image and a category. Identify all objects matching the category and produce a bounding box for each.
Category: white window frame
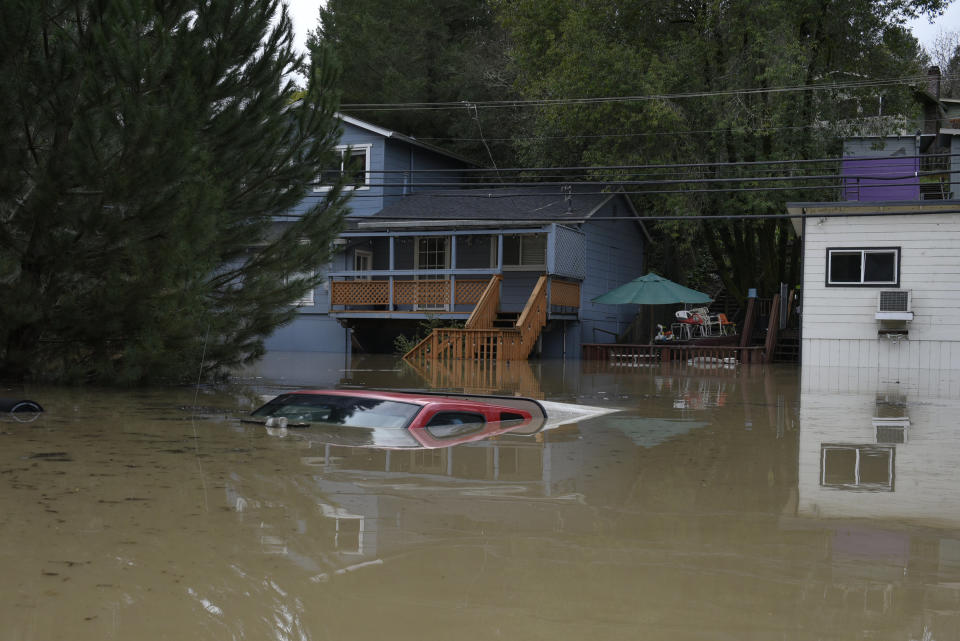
[353,249,373,280]
[289,272,315,307]
[414,236,450,271]
[314,143,372,192]
[826,247,900,287]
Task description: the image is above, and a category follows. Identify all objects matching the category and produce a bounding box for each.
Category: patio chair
[717,313,736,335]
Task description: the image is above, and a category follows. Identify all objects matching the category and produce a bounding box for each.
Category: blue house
[265,115,650,359]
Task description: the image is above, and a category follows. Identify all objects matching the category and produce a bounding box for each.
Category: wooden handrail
[465,274,501,329]
[515,275,549,359]
[403,331,437,365]
[516,275,548,329]
[403,275,549,364]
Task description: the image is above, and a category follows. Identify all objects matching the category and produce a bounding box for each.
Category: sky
[908,2,960,51]
[284,0,957,56]
[286,0,325,52]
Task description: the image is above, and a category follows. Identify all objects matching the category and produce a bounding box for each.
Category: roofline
[581,190,652,243]
[785,199,960,236]
[338,113,478,167]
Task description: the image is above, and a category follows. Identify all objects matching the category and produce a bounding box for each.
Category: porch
[329,274,582,319]
[327,223,585,320]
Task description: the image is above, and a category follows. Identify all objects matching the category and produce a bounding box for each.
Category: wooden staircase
[403,275,549,366]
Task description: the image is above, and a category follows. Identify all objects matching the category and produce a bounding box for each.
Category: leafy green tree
[494,0,947,299]
[0,0,349,384]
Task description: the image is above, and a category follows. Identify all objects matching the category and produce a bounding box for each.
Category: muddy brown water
[2,354,959,640]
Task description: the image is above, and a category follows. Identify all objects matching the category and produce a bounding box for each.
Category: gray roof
[365,186,620,224]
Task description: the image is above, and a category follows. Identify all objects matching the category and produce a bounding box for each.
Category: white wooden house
[788,200,960,370]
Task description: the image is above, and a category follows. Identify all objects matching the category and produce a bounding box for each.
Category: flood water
[3,354,960,640]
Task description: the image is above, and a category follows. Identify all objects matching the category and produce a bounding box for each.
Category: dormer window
[315,144,372,191]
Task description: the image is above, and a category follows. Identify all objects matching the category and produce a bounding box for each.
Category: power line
[320,152,960,175]
[412,118,949,144]
[341,208,960,223]
[340,73,958,112]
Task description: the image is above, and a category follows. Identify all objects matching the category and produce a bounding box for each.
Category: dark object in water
[0,398,43,413]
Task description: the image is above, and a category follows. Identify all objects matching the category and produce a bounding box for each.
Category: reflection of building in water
[791,367,960,637]
[300,429,594,568]
[798,367,960,527]
[227,422,643,582]
[404,356,545,399]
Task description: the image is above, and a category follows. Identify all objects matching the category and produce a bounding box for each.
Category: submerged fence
[582,343,767,370]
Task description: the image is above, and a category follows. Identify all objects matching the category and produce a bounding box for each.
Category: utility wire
[321,151,960,175]
[340,73,960,111]
[339,208,960,223]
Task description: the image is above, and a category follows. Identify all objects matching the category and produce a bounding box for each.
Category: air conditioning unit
[876,289,913,321]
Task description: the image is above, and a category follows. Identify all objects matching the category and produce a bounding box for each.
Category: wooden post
[739,296,757,348]
[763,294,781,364]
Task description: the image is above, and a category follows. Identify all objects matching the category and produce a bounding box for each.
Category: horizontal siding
[579,205,646,343]
[803,338,960,369]
[802,213,960,350]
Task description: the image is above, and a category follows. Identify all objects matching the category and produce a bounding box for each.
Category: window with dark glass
[826,248,899,286]
[251,394,419,428]
[425,412,485,439]
[316,146,370,190]
[503,235,547,268]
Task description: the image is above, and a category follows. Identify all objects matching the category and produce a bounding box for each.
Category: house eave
[786,200,960,237]
[338,113,478,167]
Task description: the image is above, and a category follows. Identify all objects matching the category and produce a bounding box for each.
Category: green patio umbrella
[593,273,712,342]
[592,273,712,305]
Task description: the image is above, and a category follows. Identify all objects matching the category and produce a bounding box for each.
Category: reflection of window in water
[821,445,895,491]
[327,446,388,472]
[415,449,443,471]
[335,517,363,555]
[388,449,445,474]
[451,447,492,480]
[497,446,544,482]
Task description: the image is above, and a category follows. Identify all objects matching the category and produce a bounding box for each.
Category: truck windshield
[251,394,420,428]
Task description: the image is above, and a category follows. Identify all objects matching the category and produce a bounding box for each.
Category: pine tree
[0,0,350,383]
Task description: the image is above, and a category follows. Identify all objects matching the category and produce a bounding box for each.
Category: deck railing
[330,277,489,311]
[465,275,501,329]
[582,343,767,367]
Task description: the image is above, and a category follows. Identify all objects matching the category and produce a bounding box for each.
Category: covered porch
[327,225,585,319]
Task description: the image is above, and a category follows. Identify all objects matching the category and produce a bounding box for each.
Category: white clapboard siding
[800,209,960,369]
